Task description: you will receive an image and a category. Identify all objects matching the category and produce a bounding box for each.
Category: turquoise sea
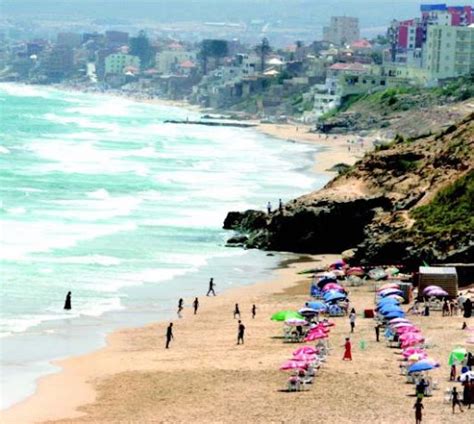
[0,83,328,408]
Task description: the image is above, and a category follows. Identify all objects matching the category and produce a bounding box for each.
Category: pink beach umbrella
[346,267,364,276]
[401,338,425,348]
[396,327,421,334]
[322,283,345,292]
[402,347,426,358]
[285,318,308,326]
[280,360,308,371]
[426,288,448,297]
[293,346,318,355]
[399,332,424,341]
[422,285,441,295]
[304,331,328,342]
[378,283,400,292]
[292,353,317,362]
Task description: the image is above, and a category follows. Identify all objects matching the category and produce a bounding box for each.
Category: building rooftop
[419,266,457,275]
[328,62,369,72]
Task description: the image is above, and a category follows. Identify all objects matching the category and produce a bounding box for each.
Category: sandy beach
[3,253,473,424]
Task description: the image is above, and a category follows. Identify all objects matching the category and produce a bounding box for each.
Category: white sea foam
[0,146,10,154]
[5,207,27,215]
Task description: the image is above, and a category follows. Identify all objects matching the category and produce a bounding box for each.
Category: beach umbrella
[292,353,317,362]
[426,288,448,297]
[386,267,400,276]
[298,307,319,317]
[408,352,428,362]
[322,283,345,292]
[401,339,424,348]
[382,310,406,319]
[402,347,426,358]
[323,291,347,303]
[285,318,308,326]
[391,322,414,328]
[280,360,307,371]
[377,298,400,309]
[379,289,404,297]
[346,267,364,276]
[384,295,404,303]
[422,285,441,295]
[408,359,439,374]
[329,259,346,270]
[377,282,400,292]
[304,331,328,342]
[293,346,317,355]
[396,326,421,334]
[399,332,424,341]
[389,318,411,324]
[271,310,303,321]
[306,301,327,311]
[448,347,467,366]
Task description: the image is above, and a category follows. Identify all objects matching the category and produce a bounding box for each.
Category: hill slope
[224,113,474,267]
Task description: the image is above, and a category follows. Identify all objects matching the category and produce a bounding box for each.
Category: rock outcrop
[224,113,474,267]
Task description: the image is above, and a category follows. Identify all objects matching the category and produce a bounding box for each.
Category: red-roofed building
[351,39,373,50]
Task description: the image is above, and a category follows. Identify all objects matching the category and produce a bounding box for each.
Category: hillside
[318,76,474,138]
[224,112,474,267]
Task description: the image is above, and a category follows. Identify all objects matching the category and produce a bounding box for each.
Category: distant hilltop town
[1,3,473,123]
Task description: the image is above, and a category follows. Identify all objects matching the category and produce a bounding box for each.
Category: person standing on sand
[375,323,380,342]
[233,303,241,319]
[414,398,424,424]
[237,320,245,345]
[451,387,463,414]
[251,304,257,319]
[193,297,199,315]
[177,298,184,318]
[207,278,216,296]
[165,323,174,349]
[64,291,72,310]
[349,308,356,333]
[342,337,352,361]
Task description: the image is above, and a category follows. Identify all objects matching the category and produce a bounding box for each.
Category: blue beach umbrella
[306,301,327,311]
[408,360,438,374]
[379,304,403,313]
[383,310,406,319]
[377,298,400,308]
[323,291,347,303]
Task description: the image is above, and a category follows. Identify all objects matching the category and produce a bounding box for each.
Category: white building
[424,25,474,80]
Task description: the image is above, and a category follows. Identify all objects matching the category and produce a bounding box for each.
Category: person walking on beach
[64,291,72,310]
[267,201,272,214]
[349,308,356,333]
[207,278,216,296]
[233,303,241,319]
[165,323,174,349]
[251,304,257,319]
[237,320,245,345]
[193,297,199,315]
[451,387,464,414]
[177,298,184,318]
[414,398,424,424]
[342,337,352,361]
[375,323,380,342]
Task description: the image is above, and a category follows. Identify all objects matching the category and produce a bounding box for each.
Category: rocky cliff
[224,113,474,266]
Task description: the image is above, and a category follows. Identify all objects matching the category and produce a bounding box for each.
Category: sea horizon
[0,83,329,409]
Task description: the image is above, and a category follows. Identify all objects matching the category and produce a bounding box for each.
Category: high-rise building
[424,25,474,80]
[105,31,129,48]
[323,17,360,46]
[57,32,82,48]
[43,45,74,80]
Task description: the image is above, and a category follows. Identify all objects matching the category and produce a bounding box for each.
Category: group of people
[166,278,254,349]
[266,199,284,214]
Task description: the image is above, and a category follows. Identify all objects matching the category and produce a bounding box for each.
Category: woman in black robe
[64,291,72,310]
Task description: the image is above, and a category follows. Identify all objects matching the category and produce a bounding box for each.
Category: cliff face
[224,113,474,266]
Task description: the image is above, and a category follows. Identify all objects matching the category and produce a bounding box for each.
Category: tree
[129,30,153,70]
[255,37,271,73]
[199,39,229,74]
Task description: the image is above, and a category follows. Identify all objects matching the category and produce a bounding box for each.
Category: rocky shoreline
[224,113,474,268]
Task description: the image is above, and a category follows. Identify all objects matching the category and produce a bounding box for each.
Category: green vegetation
[411,170,474,235]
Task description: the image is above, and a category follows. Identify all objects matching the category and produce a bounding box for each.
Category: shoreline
[0,254,326,423]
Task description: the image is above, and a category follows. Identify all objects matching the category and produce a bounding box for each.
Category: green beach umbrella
[448,347,467,366]
[271,310,303,321]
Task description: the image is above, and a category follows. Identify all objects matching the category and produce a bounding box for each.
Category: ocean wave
[0,146,11,154]
[56,255,122,266]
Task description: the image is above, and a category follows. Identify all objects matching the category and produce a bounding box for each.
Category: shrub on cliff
[411,170,474,236]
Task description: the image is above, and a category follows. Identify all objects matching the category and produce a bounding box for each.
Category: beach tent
[271,310,303,321]
[448,347,467,366]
